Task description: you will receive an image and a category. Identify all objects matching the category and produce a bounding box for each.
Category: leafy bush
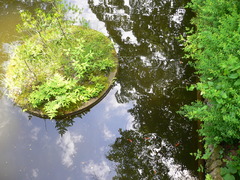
[5,0,117,118]
[180,0,240,146]
[179,0,240,177]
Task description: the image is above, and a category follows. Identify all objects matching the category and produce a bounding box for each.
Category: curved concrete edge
[26,62,118,119]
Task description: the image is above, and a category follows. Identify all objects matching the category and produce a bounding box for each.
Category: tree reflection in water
[55,110,89,136]
[89,0,198,179]
[107,129,196,179]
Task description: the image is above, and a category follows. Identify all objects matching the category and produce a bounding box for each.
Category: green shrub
[180,0,240,177]
[181,0,240,146]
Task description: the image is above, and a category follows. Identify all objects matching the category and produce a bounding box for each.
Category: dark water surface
[0,0,198,179]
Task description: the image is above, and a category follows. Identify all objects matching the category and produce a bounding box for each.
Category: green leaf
[234,79,240,86]
[229,73,238,79]
[228,166,237,174]
[221,167,229,175]
[221,92,228,99]
[207,81,214,86]
[187,85,195,91]
[230,65,240,72]
[223,174,235,180]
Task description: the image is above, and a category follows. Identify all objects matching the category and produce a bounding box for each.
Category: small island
[5,0,118,119]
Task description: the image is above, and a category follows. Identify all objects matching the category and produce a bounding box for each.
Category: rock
[211,146,222,161]
[209,160,222,172]
[206,145,224,180]
[210,167,223,180]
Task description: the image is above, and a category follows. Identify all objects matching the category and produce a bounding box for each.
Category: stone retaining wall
[205,145,223,180]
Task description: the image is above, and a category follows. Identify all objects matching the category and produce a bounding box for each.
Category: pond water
[0,0,199,179]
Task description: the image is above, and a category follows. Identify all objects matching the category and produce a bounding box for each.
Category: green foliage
[5,0,117,119]
[180,0,240,176]
[180,0,240,145]
[29,73,104,119]
[221,148,240,180]
[221,167,237,180]
[205,174,213,180]
[16,0,84,38]
[190,149,203,160]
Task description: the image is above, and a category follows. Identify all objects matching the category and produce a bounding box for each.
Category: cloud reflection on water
[103,125,115,141]
[31,168,39,178]
[67,0,108,34]
[30,127,40,141]
[82,160,111,180]
[57,132,83,168]
[104,84,135,130]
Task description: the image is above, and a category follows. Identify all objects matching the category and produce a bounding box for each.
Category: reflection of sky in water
[0,0,197,179]
[0,84,135,179]
[57,131,83,168]
[68,0,108,35]
[171,8,186,25]
[0,85,196,179]
[117,29,139,45]
[82,160,111,180]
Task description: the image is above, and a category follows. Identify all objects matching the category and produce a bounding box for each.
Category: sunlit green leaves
[180,0,240,177]
[6,1,117,119]
[180,3,240,175]
[28,73,106,118]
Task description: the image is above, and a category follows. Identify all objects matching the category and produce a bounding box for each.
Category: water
[0,0,198,179]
